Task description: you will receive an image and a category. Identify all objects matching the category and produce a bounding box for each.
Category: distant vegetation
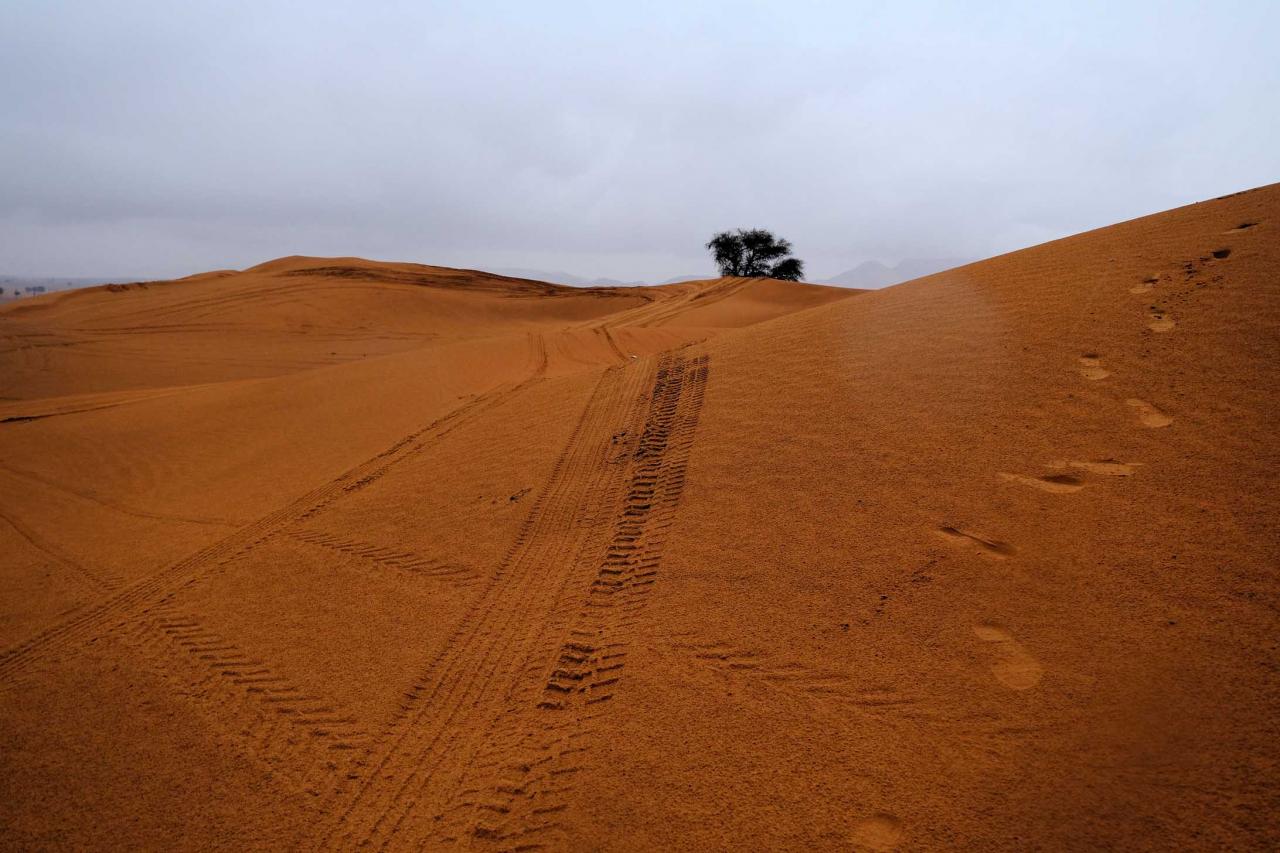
[706,229,804,281]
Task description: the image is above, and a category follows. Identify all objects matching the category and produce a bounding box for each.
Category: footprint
[1060,459,1139,477]
[1148,312,1176,333]
[1126,399,1173,428]
[1129,276,1160,295]
[999,472,1085,494]
[1077,354,1110,380]
[936,526,1015,557]
[973,625,1043,691]
[852,813,903,851]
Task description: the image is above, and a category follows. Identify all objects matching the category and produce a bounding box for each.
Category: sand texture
[1,187,1277,850]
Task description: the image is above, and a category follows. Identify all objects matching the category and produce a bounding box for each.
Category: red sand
[1,187,1277,850]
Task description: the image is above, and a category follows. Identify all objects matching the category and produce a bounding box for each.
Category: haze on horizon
[1,1,1277,282]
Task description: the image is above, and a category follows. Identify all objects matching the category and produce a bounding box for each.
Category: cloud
[1,1,1277,279]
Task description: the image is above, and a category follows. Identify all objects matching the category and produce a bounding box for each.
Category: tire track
[313,358,658,850]
[0,508,123,592]
[597,325,628,363]
[0,368,542,683]
[288,529,476,588]
[0,459,240,528]
[639,279,751,327]
[431,354,710,850]
[116,603,370,793]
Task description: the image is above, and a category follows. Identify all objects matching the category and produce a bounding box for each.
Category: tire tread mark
[312,361,654,850]
[288,529,476,587]
[426,353,710,850]
[0,508,124,592]
[0,374,537,683]
[115,602,372,791]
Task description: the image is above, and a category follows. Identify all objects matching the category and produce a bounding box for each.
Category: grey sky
[2,1,1276,281]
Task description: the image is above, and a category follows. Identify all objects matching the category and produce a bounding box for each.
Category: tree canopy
[705,229,805,281]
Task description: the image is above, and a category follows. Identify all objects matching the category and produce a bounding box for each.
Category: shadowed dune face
[1,187,1278,851]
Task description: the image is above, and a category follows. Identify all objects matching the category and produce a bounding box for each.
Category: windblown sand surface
[1,187,1277,850]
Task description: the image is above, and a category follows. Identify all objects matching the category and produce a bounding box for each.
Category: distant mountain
[486,267,587,286]
[822,258,972,289]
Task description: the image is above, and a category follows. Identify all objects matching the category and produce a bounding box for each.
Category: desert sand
[1,186,1277,850]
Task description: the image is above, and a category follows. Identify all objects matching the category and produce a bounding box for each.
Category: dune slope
[0,187,1276,851]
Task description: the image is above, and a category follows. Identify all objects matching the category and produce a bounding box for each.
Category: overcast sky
[1,1,1276,281]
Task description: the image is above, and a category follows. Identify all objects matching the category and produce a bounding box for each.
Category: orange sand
[1,187,1277,850]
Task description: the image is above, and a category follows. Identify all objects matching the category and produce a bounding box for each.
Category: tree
[706,228,805,281]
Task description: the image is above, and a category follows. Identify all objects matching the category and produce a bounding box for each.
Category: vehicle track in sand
[115,604,371,795]
[0,335,550,684]
[0,459,240,528]
[287,529,477,588]
[313,352,709,852]
[0,508,123,592]
[434,354,710,851]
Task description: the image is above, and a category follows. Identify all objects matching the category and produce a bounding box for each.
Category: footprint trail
[1126,399,1173,428]
[973,625,1043,691]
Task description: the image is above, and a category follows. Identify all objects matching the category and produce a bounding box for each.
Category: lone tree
[706,228,805,281]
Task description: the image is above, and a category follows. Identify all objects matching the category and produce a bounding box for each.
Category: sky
[1,1,1277,282]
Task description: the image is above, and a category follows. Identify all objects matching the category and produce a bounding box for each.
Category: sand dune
[1,186,1277,850]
